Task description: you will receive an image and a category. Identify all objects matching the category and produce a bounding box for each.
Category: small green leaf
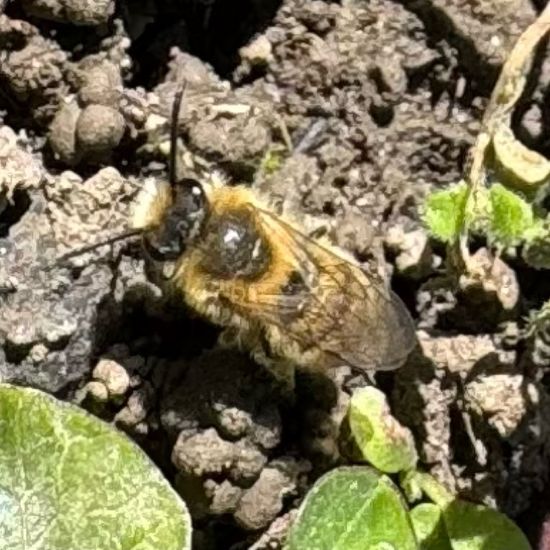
[407,471,454,509]
[410,503,452,550]
[260,148,284,175]
[348,386,418,473]
[423,182,469,243]
[443,500,531,550]
[400,470,423,503]
[522,219,550,268]
[0,384,191,550]
[488,183,535,245]
[286,466,418,550]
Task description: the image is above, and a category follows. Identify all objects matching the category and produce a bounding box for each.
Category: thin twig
[455,5,550,270]
[465,4,550,198]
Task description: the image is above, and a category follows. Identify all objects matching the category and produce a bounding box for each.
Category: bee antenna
[169,81,187,187]
[46,228,143,271]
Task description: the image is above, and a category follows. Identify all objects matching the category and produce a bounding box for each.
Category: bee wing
[222,204,416,372]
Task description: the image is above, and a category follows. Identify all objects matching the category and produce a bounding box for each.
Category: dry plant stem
[275,114,293,153]
[447,8,550,272]
[466,4,550,197]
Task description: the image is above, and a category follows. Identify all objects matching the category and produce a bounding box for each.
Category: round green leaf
[286,466,418,550]
[348,387,418,473]
[443,500,531,550]
[423,182,469,243]
[488,183,535,246]
[0,384,191,550]
[410,503,452,550]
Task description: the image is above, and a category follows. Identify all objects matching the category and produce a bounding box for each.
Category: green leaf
[488,183,535,245]
[286,466,418,550]
[521,219,550,268]
[406,471,453,509]
[410,503,452,550]
[348,386,418,473]
[0,384,191,550]
[423,182,469,243]
[443,500,532,550]
[260,148,284,175]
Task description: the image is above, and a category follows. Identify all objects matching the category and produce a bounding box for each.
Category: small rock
[78,60,123,107]
[21,0,115,26]
[172,428,235,477]
[5,310,37,347]
[42,311,78,345]
[518,103,543,144]
[47,167,131,259]
[0,15,69,123]
[386,227,433,279]
[76,104,125,156]
[214,404,253,439]
[92,358,130,399]
[114,382,154,428]
[465,374,537,438]
[204,479,243,515]
[129,374,142,389]
[133,422,149,436]
[419,332,498,375]
[432,249,520,332]
[28,343,49,364]
[79,380,109,404]
[331,212,376,260]
[0,126,43,195]
[234,464,296,531]
[240,35,272,66]
[230,441,268,484]
[49,99,82,166]
[249,510,299,550]
[250,406,282,450]
[462,248,519,312]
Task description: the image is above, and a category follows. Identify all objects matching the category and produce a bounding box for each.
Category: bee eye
[142,179,208,263]
[171,178,208,241]
[173,178,206,209]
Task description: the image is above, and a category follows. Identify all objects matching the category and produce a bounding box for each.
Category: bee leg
[107,242,132,294]
[217,326,241,350]
[251,349,296,395]
[217,324,257,355]
[251,332,296,395]
[219,326,297,395]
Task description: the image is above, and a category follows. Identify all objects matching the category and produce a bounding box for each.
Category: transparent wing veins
[220,204,415,370]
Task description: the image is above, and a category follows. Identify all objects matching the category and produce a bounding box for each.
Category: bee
[59,84,417,380]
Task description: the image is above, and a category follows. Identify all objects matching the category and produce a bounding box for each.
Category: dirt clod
[172,428,236,478]
[93,358,131,399]
[234,461,298,531]
[21,0,115,26]
[76,104,125,156]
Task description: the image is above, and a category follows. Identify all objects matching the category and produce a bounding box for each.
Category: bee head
[49,81,210,271]
[135,82,211,263]
[142,177,208,262]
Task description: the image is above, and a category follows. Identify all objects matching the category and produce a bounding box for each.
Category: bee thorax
[200,212,270,279]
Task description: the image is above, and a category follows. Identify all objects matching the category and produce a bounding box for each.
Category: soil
[0,0,549,548]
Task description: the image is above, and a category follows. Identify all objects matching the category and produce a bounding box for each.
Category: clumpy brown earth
[0,0,549,548]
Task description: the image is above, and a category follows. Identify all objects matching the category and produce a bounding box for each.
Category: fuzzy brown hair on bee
[57,83,416,380]
[128,85,417,379]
